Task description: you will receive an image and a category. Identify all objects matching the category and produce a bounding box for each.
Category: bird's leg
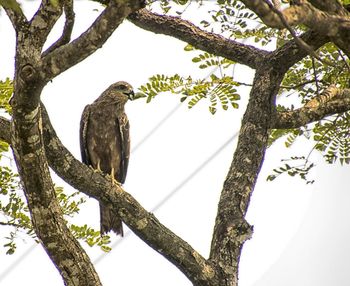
[97,161,102,172]
[90,160,103,173]
[107,166,122,187]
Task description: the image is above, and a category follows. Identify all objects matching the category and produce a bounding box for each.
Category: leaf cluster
[267,156,315,185]
[269,43,350,182]
[70,224,112,252]
[139,73,240,114]
[0,78,13,115]
[313,113,350,165]
[1,173,112,254]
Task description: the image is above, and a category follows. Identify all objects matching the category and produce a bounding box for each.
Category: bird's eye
[117,84,127,90]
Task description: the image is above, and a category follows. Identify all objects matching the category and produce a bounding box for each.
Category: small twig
[234,81,253,87]
[311,57,320,95]
[280,79,322,90]
[337,49,350,74]
[0,221,23,228]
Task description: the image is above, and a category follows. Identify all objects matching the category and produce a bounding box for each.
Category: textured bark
[128,9,267,69]
[11,103,101,286]
[208,65,283,285]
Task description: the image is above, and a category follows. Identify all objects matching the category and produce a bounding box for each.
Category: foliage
[70,224,112,253]
[268,128,302,148]
[139,73,240,114]
[313,113,350,165]
[266,156,315,185]
[0,78,13,115]
[268,42,350,182]
[0,175,112,254]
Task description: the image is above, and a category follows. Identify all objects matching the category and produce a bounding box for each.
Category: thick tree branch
[42,0,75,57]
[41,0,145,82]
[128,8,267,69]
[272,86,350,129]
[39,104,218,286]
[209,65,284,284]
[9,45,102,285]
[0,114,222,284]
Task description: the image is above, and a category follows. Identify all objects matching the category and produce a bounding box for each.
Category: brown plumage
[80,81,134,236]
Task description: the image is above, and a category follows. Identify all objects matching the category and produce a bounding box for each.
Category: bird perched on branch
[80,81,135,236]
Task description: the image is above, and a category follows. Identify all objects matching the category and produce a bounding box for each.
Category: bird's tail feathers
[100,203,123,236]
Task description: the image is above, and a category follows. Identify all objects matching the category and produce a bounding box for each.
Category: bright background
[1,1,350,285]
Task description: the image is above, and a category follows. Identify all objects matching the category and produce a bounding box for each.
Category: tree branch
[42,0,75,57]
[0,116,11,143]
[208,65,284,284]
[10,65,102,285]
[41,0,145,82]
[3,2,28,33]
[38,104,218,286]
[307,0,347,15]
[29,0,64,49]
[272,86,350,129]
[0,108,220,284]
[128,8,267,69]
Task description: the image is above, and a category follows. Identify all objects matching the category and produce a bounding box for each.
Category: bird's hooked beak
[128,90,135,101]
[129,91,146,101]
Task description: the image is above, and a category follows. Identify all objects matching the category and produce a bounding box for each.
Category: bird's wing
[116,112,130,184]
[80,104,91,165]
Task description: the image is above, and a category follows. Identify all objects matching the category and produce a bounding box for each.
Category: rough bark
[208,65,283,285]
[128,9,267,69]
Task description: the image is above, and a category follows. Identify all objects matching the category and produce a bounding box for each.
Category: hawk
[80,81,134,236]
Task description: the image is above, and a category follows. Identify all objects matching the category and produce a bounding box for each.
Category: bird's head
[108,81,135,101]
[102,81,146,104]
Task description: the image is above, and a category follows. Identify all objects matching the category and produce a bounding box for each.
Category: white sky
[1,1,350,286]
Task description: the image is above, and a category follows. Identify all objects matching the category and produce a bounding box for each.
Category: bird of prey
[80,81,134,236]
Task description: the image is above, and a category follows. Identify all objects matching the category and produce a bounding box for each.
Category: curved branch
[241,0,350,59]
[128,9,267,69]
[41,0,145,82]
[3,2,28,32]
[29,0,63,49]
[2,104,218,284]
[42,0,75,57]
[38,104,218,286]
